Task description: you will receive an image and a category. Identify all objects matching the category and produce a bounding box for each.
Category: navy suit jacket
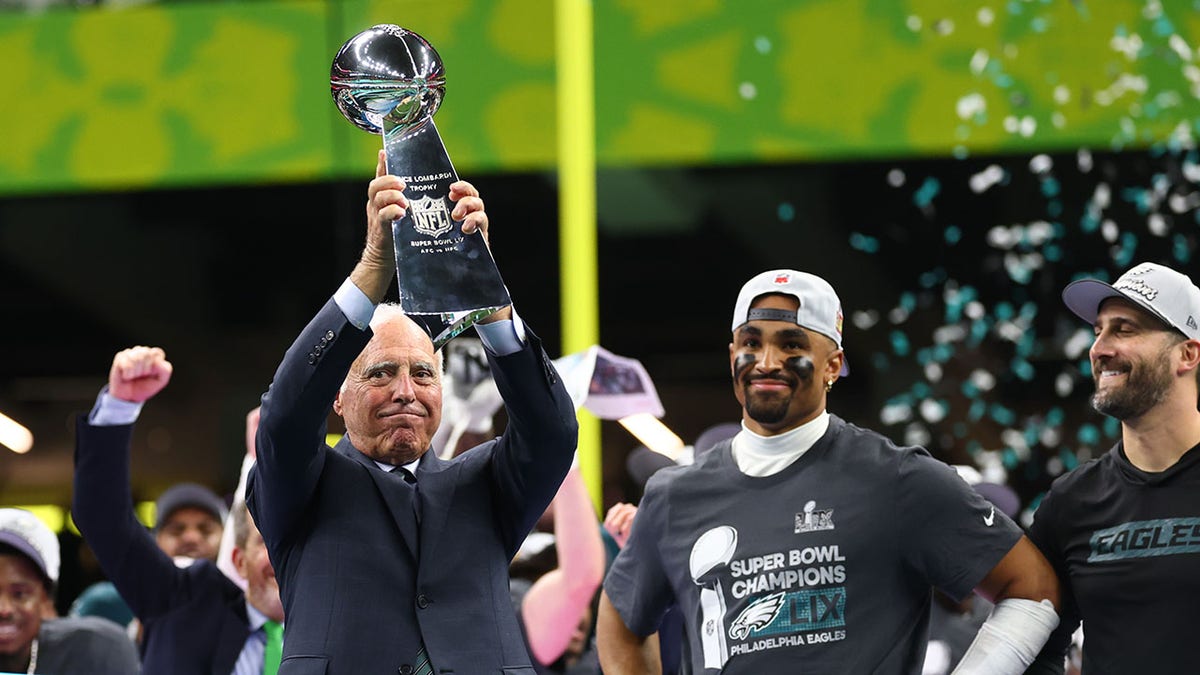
[72,420,253,675]
[247,297,578,675]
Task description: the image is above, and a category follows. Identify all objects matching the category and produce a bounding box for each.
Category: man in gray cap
[598,269,1061,674]
[152,481,228,563]
[1027,262,1200,674]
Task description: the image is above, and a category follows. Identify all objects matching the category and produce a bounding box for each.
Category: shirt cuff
[89,386,143,426]
[334,277,376,331]
[475,307,526,356]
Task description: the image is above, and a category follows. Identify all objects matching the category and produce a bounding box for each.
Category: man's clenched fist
[109,346,172,403]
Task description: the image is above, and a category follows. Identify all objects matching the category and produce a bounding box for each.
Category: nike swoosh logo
[983,506,996,527]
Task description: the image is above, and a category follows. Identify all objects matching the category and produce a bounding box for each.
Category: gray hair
[338,304,445,397]
[230,499,252,549]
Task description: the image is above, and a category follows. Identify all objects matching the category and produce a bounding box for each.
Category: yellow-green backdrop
[2,0,1198,194]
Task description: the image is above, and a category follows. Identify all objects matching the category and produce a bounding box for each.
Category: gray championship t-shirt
[604,415,1021,674]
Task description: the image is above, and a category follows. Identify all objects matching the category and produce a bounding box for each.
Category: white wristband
[952,598,1059,675]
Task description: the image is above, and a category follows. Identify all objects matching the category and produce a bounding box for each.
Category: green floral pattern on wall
[1,0,1198,194]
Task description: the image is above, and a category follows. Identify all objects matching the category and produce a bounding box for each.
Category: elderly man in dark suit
[246,151,578,675]
[72,346,286,675]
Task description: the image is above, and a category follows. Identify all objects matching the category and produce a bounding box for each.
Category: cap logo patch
[774,273,791,285]
[835,309,844,337]
[1189,316,1198,330]
[1115,277,1159,302]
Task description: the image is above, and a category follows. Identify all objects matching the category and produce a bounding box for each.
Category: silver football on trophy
[330,24,446,136]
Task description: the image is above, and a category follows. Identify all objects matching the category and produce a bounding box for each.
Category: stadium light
[0,410,33,454]
[619,413,684,460]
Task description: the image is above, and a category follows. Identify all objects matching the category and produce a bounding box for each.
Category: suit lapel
[335,437,420,559]
[213,598,252,675]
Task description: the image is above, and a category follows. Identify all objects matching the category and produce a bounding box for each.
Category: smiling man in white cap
[1026,262,1200,674]
[598,269,1060,675]
[0,508,139,674]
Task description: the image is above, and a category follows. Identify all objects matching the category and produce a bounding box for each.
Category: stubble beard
[1091,350,1174,420]
[743,386,793,425]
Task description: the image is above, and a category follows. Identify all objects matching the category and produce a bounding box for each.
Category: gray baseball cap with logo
[0,508,60,590]
[1062,262,1200,340]
[731,269,849,375]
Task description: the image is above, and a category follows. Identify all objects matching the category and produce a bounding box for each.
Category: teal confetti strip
[1002,447,1019,469]
[1046,407,1064,426]
[916,347,932,366]
[990,404,1016,425]
[1024,424,1040,447]
[777,202,795,222]
[1012,357,1035,381]
[1113,231,1138,267]
[932,343,955,362]
[1121,187,1152,214]
[944,300,963,324]
[944,225,962,244]
[1080,209,1100,233]
[849,230,878,252]
[1173,234,1189,262]
[969,400,987,422]
[1078,359,1092,378]
[1077,424,1100,445]
[1016,332,1036,358]
[970,318,989,345]
[1059,448,1079,471]
[1103,417,1120,438]
[913,177,941,208]
[890,330,911,356]
[919,268,946,288]
[1028,492,1045,513]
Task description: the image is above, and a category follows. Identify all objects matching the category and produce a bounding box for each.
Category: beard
[1091,347,1174,420]
[742,381,795,425]
[745,395,791,425]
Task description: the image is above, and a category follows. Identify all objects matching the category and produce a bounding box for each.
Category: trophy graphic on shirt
[690,526,738,669]
[331,24,510,348]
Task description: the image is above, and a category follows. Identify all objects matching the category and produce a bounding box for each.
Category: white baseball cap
[732,269,848,375]
[0,508,60,588]
[1062,262,1200,340]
